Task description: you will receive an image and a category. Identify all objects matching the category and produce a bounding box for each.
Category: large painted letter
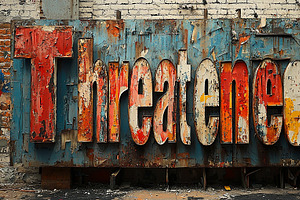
[253,59,283,145]
[153,60,176,145]
[220,61,249,144]
[284,61,300,146]
[177,50,191,145]
[129,58,153,145]
[194,59,219,145]
[108,62,129,142]
[78,39,108,143]
[14,26,73,142]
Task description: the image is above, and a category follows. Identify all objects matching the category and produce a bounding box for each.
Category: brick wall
[79,0,300,20]
[0,23,11,167]
[0,0,299,21]
[0,0,40,23]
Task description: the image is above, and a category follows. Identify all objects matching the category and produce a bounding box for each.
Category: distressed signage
[11,19,300,168]
[14,26,72,143]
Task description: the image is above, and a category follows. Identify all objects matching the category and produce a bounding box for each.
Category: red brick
[0,46,10,51]
[0,56,10,62]
[0,35,10,40]
[0,24,10,29]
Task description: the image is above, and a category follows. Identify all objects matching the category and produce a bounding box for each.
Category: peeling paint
[78,39,108,143]
[129,58,153,145]
[194,59,219,146]
[220,61,249,144]
[284,61,300,146]
[14,26,73,143]
[108,62,128,142]
[177,50,191,145]
[153,60,176,145]
[11,19,300,168]
[253,59,283,145]
[78,38,93,142]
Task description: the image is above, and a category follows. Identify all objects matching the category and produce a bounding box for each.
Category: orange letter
[108,62,128,142]
[78,39,108,143]
[220,61,249,144]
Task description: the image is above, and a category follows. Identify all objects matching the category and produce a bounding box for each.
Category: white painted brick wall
[1,0,297,21]
[0,0,40,22]
[79,0,300,19]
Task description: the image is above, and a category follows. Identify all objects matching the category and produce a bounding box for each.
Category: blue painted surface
[11,19,300,167]
[0,70,10,94]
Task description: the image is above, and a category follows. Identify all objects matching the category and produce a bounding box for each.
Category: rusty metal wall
[11,19,300,168]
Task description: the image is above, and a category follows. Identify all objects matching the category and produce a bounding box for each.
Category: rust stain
[153,59,176,145]
[106,20,124,38]
[129,58,153,145]
[14,26,73,143]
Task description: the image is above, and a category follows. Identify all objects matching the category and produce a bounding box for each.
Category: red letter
[108,62,128,142]
[153,60,176,145]
[129,58,153,145]
[253,59,283,145]
[14,26,72,142]
[220,61,249,144]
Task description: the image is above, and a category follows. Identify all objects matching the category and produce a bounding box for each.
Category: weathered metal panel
[10,19,300,168]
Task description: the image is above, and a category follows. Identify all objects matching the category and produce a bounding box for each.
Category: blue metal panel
[11,19,300,167]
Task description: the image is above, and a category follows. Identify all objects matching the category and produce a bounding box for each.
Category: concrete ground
[0,183,299,200]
